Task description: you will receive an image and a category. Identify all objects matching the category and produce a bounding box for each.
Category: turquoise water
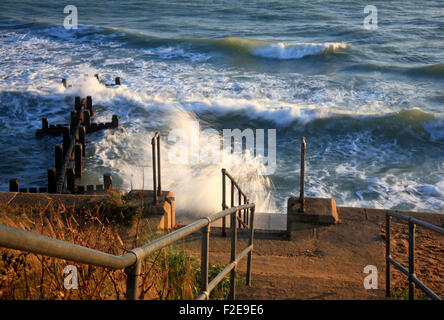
[0,1,443,216]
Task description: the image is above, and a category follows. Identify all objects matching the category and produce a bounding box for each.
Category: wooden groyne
[9,75,121,194]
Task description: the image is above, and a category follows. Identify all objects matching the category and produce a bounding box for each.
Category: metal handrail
[151,132,161,204]
[221,169,249,237]
[0,203,255,300]
[385,211,444,300]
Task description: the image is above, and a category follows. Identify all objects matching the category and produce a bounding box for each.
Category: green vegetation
[0,196,239,300]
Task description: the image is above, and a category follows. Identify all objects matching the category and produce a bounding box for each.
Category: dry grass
[0,194,218,300]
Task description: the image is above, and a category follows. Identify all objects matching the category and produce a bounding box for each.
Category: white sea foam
[251,42,348,60]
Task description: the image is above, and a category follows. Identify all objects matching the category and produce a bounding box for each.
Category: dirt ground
[182,207,444,300]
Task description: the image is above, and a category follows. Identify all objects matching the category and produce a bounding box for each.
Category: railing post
[385,213,391,297]
[299,136,306,213]
[222,169,226,237]
[125,260,141,300]
[229,210,237,300]
[200,224,210,299]
[152,137,157,205]
[231,180,234,230]
[157,135,161,197]
[246,205,255,286]
[238,189,242,228]
[408,220,416,300]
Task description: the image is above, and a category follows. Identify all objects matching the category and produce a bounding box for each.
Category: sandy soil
[182,207,444,300]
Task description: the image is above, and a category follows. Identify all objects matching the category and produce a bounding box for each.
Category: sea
[0,0,443,218]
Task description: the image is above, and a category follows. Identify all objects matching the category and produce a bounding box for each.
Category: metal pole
[246,205,255,286]
[408,221,416,300]
[222,169,226,237]
[300,136,306,213]
[200,225,210,299]
[157,135,161,197]
[152,140,157,205]
[229,210,237,300]
[385,214,391,297]
[125,260,142,300]
[238,189,242,228]
[231,180,234,230]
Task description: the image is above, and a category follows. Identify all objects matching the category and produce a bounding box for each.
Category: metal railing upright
[151,132,161,204]
[385,211,443,300]
[221,169,249,237]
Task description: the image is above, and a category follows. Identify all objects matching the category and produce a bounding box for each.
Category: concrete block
[287,197,339,233]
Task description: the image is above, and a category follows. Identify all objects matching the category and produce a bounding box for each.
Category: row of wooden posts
[9,75,122,194]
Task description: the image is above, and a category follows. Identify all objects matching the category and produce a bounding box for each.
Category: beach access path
[183,207,444,300]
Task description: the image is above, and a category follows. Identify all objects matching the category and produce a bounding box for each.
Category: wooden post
[67,168,75,193]
[86,185,94,193]
[86,96,93,116]
[104,174,112,191]
[112,115,119,128]
[63,126,71,156]
[77,185,85,194]
[75,96,81,113]
[96,184,104,192]
[39,187,47,193]
[19,188,27,193]
[115,77,121,85]
[79,126,86,157]
[42,118,48,130]
[28,187,37,193]
[70,111,77,129]
[94,74,99,81]
[48,168,57,193]
[74,144,82,178]
[83,110,91,128]
[9,178,18,192]
[55,145,63,171]
[62,79,67,88]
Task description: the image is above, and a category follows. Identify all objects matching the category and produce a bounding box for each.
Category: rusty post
[62,79,67,88]
[115,77,121,85]
[74,144,82,178]
[42,118,48,130]
[94,74,99,81]
[299,136,306,213]
[9,178,18,192]
[48,168,57,194]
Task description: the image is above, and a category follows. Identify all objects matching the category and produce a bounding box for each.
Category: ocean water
[0,1,443,218]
